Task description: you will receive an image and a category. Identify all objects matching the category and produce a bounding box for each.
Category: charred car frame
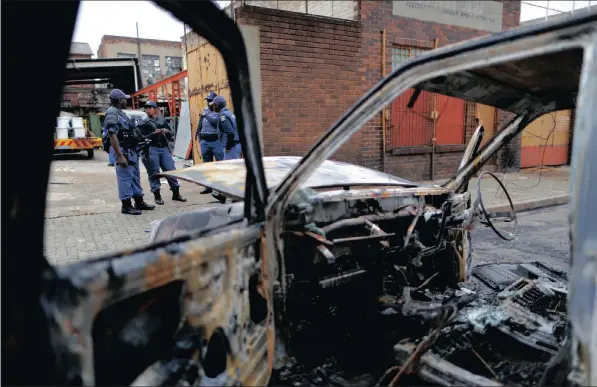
[3,1,597,386]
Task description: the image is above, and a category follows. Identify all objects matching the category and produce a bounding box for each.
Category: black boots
[121,197,154,214]
[121,199,142,215]
[133,195,155,210]
[200,187,212,194]
[153,190,164,205]
[172,187,187,202]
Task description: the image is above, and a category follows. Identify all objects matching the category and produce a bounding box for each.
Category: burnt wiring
[376,305,458,386]
[493,113,558,198]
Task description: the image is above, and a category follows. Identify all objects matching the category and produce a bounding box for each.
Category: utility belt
[200,133,220,142]
[148,139,168,148]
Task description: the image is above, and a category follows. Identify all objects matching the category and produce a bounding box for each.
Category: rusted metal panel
[521,110,571,168]
[186,41,232,163]
[158,156,418,200]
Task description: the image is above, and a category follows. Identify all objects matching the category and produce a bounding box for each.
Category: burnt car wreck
[6,1,597,386]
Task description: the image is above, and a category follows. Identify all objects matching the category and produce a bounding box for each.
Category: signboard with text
[393,1,503,33]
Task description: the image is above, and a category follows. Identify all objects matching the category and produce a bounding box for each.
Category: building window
[243,0,359,21]
[390,44,465,148]
[391,46,430,69]
[165,56,183,76]
[117,52,137,58]
[141,54,161,82]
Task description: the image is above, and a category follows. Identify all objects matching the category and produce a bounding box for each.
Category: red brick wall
[359,0,520,180]
[236,6,363,163]
[236,1,521,181]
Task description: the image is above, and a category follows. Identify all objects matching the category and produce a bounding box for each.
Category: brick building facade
[232,1,521,181]
[98,35,183,88]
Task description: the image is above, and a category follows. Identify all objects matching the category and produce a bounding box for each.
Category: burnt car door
[13,2,273,386]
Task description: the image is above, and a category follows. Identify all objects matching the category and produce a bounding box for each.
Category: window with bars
[391,46,430,69]
[243,0,359,21]
[141,54,161,83]
[165,56,183,76]
[390,44,466,148]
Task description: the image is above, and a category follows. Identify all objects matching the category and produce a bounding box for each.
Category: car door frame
[264,12,597,306]
[4,1,275,386]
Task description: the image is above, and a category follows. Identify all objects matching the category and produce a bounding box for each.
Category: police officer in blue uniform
[137,100,187,205]
[210,95,241,204]
[196,90,224,195]
[211,96,241,160]
[105,89,155,215]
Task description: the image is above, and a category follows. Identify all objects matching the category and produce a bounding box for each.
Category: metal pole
[136,22,143,87]
[430,37,440,181]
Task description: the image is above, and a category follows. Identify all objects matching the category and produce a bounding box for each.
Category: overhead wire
[493,112,559,198]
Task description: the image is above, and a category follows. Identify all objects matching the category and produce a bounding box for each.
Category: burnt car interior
[3,1,597,386]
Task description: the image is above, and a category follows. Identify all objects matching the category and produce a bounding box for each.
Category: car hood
[158,156,418,200]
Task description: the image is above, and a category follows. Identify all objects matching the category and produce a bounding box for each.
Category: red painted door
[391,88,433,147]
[435,95,465,145]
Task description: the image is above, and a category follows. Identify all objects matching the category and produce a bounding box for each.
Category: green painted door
[89,114,102,137]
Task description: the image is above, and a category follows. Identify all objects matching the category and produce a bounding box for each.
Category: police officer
[196,90,224,195]
[105,89,155,215]
[137,100,187,205]
[210,95,240,204]
[103,122,118,166]
[211,96,241,160]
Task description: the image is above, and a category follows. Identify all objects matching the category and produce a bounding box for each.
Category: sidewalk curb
[486,194,569,213]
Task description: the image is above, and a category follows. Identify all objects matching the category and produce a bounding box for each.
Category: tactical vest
[221,108,240,147]
[199,110,221,141]
[137,116,169,148]
[105,107,143,149]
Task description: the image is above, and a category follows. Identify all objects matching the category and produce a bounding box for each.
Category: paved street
[44,150,216,266]
[44,150,571,267]
[471,204,570,272]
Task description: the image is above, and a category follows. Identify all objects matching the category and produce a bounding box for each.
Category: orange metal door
[476,103,496,147]
[521,110,570,168]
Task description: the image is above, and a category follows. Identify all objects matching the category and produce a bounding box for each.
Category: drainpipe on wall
[381,29,387,173]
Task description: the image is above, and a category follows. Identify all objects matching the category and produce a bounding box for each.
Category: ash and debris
[269,263,568,387]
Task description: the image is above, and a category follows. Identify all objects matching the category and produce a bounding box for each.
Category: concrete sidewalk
[421,166,570,213]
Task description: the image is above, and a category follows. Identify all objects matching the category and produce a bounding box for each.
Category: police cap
[109,89,130,100]
[210,95,227,107]
[205,91,217,102]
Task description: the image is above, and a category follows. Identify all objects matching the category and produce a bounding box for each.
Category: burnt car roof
[399,11,595,114]
[159,156,418,200]
[413,48,584,113]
